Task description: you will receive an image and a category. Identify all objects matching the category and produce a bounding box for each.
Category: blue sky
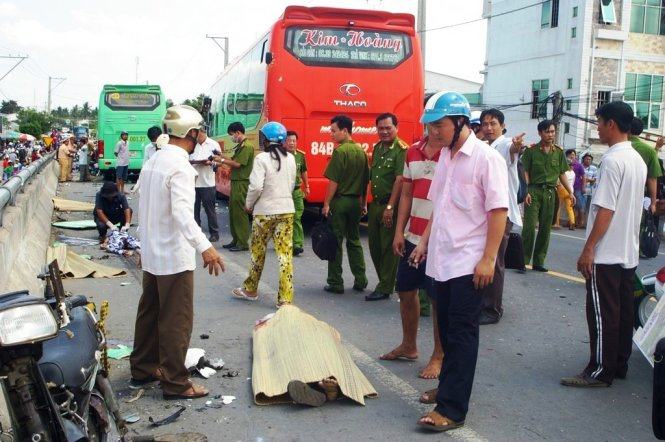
[0,0,486,111]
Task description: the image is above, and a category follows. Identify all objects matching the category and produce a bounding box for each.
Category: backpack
[311,219,338,261]
[641,211,661,259]
[517,160,528,204]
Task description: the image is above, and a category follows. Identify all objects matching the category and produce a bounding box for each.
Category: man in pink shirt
[411,92,509,432]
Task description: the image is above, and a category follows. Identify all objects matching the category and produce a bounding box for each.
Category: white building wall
[424,71,482,95]
[483,0,588,147]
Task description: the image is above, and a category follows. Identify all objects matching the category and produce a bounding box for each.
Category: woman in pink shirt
[411,92,509,432]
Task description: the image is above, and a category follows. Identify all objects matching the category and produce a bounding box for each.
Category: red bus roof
[281,6,415,33]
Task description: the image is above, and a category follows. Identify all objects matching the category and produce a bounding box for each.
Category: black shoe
[229,246,248,252]
[479,312,500,325]
[129,376,160,389]
[222,242,236,249]
[209,234,219,242]
[516,266,527,274]
[532,265,548,272]
[324,285,344,294]
[293,247,303,256]
[352,283,367,292]
[365,291,389,301]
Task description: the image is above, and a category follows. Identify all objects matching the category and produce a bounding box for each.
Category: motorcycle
[635,266,665,329]
[0,260,127,441]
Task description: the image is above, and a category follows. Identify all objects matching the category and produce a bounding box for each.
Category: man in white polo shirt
[561,101,647,388]
[190,128,220,242]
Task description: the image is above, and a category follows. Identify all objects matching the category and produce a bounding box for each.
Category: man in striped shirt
[379,132,444,385]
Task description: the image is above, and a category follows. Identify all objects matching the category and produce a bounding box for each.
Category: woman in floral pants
[232,122,297,307]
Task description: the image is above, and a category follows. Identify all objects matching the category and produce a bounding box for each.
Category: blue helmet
[469,110,482,126]
[260,121,287,143]
[421,91,471,124]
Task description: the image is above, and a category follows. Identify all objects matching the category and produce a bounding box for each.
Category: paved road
[53,179,662,441]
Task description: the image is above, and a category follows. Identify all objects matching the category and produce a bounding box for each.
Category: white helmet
[155,133,169,148]
[162,105,204,139]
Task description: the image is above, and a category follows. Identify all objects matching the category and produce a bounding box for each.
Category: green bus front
[96,85,166,178]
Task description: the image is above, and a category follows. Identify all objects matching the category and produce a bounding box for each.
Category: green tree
[71,105,80,118]
[81,102,91,118]
[182,93,206,111]
[0,100,21,114]
[166,98,174,108]
[17,109,54,137]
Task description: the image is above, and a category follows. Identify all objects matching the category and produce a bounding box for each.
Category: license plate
[130,151,139,158]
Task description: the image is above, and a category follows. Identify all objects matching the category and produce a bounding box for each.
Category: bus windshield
[104,92,161,110]
[284,27,411,69]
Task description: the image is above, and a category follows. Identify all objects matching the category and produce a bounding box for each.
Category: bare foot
[379,345,418,361]
[419,355,442,379]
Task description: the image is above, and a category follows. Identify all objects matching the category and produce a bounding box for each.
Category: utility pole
[0,55,28,83]
[47,76,65,113]
[417,0,426,71]
[206,35,229,68]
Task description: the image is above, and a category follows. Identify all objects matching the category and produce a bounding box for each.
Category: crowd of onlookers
[1,138,53,182]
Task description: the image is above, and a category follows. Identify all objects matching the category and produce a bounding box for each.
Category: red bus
[208,5,423,202]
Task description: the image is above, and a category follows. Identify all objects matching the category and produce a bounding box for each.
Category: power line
[420,0,547,33]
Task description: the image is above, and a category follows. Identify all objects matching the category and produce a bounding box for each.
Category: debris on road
[148,406,186,427]
[123,412,141,423]
[126,388,144,403]
[199,334,210,340]
[108,344,133,359]
[120,282,131,286]
[221,396,236,405]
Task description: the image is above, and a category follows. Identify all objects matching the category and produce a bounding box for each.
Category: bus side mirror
[265,52,273,65]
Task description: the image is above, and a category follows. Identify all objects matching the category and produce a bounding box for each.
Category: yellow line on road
[525,265,586,284]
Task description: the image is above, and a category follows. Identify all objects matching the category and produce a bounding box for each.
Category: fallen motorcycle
[635,266,665,329]
[0,260,127,441]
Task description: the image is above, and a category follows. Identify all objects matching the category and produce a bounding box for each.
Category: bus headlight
[0,304,58,346]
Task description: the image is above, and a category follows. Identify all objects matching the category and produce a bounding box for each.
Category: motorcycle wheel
[86,410,107,442]
[636,294,659,328]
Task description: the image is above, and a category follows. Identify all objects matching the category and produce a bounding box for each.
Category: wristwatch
[386,205,393,210]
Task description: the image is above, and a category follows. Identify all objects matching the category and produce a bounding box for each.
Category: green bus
[96,84,166,179]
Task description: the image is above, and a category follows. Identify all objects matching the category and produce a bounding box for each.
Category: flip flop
[419,388,438,404]
[287,380,326,407]
[232,288,258,302]
[163,384,209,400]
[417,410,464,432]
[379,350,418,361]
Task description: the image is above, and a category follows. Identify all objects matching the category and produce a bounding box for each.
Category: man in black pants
[94,181,132,241]
[189,129,220,242]
[562,101,647,388]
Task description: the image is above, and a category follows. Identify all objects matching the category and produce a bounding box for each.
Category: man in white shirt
[190,129,220,242]
[143,126,162,164]
[114,131,130,193]
[478,108,524,325]
[562,101,647,388]
[130,105,225,400]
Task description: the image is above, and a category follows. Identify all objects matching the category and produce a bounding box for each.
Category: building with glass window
[482,0,664,149]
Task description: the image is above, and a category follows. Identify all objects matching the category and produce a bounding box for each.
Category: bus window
[105,92,161,110]
[284,27,412,69]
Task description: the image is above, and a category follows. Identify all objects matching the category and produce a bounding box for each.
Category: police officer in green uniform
[217,122,254,252]
[285,130,309,256]
[366,113,407,301]
[522,120,576,272]
[322,115,369,294]
[629,117,662,215]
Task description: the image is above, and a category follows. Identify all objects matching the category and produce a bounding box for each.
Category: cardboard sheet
[252,305,377,406]
[47,244,125,278]
[52,197,95,212]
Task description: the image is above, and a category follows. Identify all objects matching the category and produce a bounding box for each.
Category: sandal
[417,410,464,432]
[275,300,292,309]
[232,287,258,302]
[287,380,326,407]
[319,377,340,401]
[163,383,209,400]
[419,388,438,404]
